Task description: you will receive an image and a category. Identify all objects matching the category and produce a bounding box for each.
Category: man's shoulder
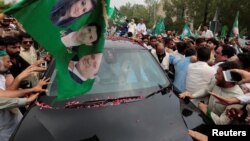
[189,61,213,70]
[0,74,6,90]
[68,70,84,84]
[189,61,202,66]
[16,55,30,63]
[221,85,244,97]
[178,57,191,64]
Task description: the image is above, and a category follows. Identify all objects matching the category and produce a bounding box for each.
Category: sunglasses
[22,41,33,44]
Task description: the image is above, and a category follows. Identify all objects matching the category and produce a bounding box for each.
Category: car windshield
[47,48,169,96]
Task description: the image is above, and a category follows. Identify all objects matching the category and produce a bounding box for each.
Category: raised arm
[209,92,240,105]
[1,77,49,98]
[7,64,46,90]
[0,97,27,109]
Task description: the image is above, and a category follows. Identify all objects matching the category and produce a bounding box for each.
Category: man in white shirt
[180,62,244,125]
[0,50,48,141]
[136,18,147,35]
[201,25,214,39]
[127,19,137,36]
[186,47,216,106]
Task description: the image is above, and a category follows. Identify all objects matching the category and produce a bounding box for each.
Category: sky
[110,0,145,8]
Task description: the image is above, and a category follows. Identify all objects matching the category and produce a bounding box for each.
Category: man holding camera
[0,50,48,141]
[19,33,40,87]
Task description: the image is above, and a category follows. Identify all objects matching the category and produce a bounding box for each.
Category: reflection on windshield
[47,49,169,96]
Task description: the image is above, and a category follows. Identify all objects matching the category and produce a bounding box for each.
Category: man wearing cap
[0,50,48,141]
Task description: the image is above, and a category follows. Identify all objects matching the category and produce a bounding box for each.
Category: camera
[40,61,47,68]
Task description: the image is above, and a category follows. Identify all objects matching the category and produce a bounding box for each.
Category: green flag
[107,7,114,17]
[110,7,119,20]
[180,23,192,39]
[5,0,109,100]
[110,7,126,26]
[220,25,228,39]
[153,18,165,35]
[230,11,239,37]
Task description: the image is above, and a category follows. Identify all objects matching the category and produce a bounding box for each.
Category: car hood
[11,92,204,141]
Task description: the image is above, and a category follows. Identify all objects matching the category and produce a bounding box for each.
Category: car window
[47,49,169,96]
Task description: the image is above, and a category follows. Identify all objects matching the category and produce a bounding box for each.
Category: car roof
[105,37,147,50]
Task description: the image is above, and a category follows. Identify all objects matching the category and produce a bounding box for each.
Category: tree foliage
[162,0,250,36]
[119,2,153,28]
[118,0,162,29]
[0,1,11,13]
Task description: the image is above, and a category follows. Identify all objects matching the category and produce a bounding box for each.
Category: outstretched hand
[209,91,240,105]
[179,91,192,99]
[226,107,244,120]
[27,93,40,104]
[32,77,50,93]
[17,64,47,80]
[31,59,44,67]
[198,102,208,114]
[209,92,230,105]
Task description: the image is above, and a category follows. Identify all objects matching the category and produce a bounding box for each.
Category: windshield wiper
[65,96,144,109]
[145,84,172,99]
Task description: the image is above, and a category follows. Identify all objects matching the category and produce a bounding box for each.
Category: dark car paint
[11,90,211,141]
[10,38,213,141]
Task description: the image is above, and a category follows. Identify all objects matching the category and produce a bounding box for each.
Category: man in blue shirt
[169,47,196,92]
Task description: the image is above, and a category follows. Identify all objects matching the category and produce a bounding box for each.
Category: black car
[10,37,213,141]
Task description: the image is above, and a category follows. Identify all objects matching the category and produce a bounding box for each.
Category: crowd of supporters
[0,15,51,141]
[108,18,250,127]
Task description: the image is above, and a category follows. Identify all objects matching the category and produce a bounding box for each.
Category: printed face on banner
[50,0,97,27]
[69,0,94,17]
[74,25,98,45]
[60,23,100,52]
[68,53,103,84]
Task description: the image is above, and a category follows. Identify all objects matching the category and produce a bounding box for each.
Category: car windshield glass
[47,49,169,96]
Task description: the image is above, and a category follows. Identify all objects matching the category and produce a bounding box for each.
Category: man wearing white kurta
[136,18,147,35]
[201,25,214,39]
[186,47,215,106]
[180,62,244,125]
